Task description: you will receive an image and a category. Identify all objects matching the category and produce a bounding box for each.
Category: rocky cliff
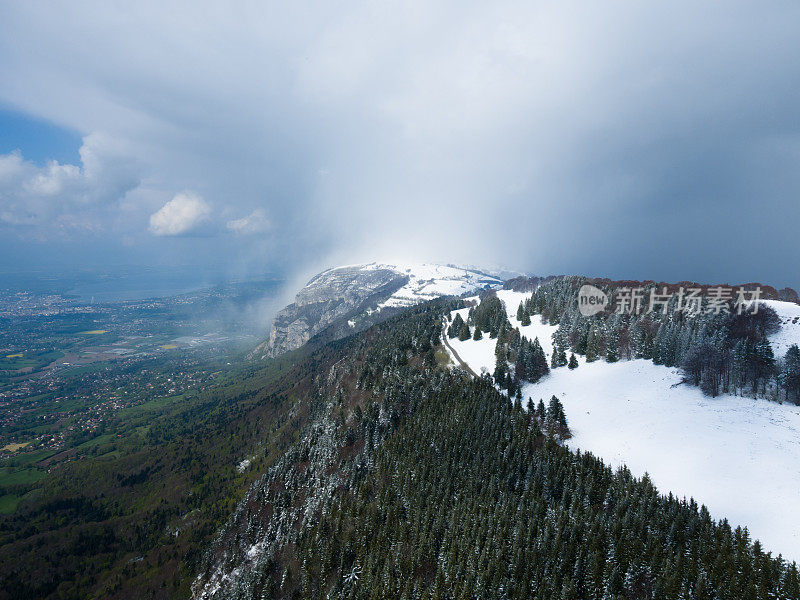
[252,263,503,359]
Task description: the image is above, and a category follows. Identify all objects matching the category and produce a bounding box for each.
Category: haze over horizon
[1,2,799,289]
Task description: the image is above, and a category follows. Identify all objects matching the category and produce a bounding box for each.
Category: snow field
[445,290,800,560]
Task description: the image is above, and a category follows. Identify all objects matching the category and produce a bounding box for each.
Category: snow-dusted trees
[276,342,795,599]
[522,277,790,401]
[447,313,465,339]
[782,344,800,402]
[546,395,570,440]
[470,294,509,338]
[551,346,567,369]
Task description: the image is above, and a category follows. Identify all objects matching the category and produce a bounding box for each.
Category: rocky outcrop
[253,263,503,359]
[252,266,408,359]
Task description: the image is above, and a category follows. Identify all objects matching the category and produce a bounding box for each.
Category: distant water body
[68,281,212,303]
[66,269,236,303]
[0,267,240,303]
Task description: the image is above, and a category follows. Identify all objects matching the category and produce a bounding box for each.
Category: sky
[0,1,799,289]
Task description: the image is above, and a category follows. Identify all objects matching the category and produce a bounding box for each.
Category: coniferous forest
[511,277,800,403]
[192,297,799,600]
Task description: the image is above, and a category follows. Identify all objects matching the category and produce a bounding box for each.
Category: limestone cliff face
[253,263,503,359]
[252,266,408,359]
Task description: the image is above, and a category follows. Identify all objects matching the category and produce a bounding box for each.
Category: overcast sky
[1,1,799,288]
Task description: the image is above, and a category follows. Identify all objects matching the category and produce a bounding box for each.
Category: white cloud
[0,133,140,231]
[226,209,270,235]
[149,192,211,236]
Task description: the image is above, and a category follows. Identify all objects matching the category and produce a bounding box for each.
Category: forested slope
[3,291,797,599]
[194,298,800,600]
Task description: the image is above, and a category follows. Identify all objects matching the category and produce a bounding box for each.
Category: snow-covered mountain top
[256,262,504,359]
[319,262,504,309]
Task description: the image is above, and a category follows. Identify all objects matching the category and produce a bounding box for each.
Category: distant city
[0,273,282,460]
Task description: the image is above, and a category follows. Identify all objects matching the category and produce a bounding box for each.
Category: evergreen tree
[530,337,550,382]
[494,355,509,386]
[536,399,546,422]
[546,395,571,440]
[568,353,579,369]
[458,321,471,341]
[585,326,602,362]
[605,325,620,363]
[782,344,800,403]
[449,313,465,339]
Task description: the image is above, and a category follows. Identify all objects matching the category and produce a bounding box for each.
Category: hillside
[192,295,799,599]
[443,285,800,561]
[4,270,800,599]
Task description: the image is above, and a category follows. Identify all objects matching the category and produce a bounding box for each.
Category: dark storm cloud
[0,1,798,286]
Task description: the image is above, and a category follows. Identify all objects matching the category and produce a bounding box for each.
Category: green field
[0,495,19,514]
[0,467,46,487]
[3,448,57,467]
[0,356,38,370]
[0,350,64,377]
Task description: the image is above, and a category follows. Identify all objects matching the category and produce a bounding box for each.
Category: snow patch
[354,262,502,310]
[763,299,800,358]
[523,360,800,561]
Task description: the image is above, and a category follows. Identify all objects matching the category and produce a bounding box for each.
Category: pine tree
[751,339,776,396]
[494,356,509,386]
[473,326,483,341]
[557,348,568,367]
[585,326,601,362]
[605,325,619,363]
[449,313,465,339]
[782,344,800,403]
[458,322,471,341]
[536,399,546,422]
[546,396,570,440]
[529,337,549,382]
[568,354,579,369]
[700,368,718,397]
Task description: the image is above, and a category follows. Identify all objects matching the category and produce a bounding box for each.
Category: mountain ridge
[252,262,504,359]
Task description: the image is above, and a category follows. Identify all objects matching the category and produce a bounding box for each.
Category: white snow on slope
[445,292,800,561]
[763,299,800,358]
[366,262,503,309]
[496,290,559,356]
[524,360,800,561]
[445,290,559,376]
[446,303,496,375]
